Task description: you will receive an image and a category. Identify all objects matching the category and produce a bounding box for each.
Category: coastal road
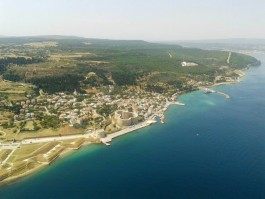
[21,130,104,145]
[101,120,156,145]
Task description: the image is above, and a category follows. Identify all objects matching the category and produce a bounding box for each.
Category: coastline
[0,141,94,187]
[101,101,185,145]
[0,101,185,186]
[212,69,246,87]
[0,69,248,187]
[0,59,263,199]
[0,163,46,187]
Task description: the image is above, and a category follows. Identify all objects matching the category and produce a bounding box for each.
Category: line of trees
[28,74,84,94]
[0,57,43,74]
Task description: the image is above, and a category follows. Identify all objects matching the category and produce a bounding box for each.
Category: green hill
[0,36,260,94]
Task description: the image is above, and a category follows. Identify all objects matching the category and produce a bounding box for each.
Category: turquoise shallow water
[0,53,265,199]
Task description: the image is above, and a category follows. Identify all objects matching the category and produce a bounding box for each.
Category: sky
[0,0,265,41]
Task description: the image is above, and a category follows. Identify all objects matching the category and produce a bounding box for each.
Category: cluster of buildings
[11,87,177,131]
[181,61,198,67]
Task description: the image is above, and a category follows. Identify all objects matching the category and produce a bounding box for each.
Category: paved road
[21,130,104,145]
[101,121,155,144]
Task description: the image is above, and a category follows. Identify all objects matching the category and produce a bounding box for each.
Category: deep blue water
[0,53,265,199]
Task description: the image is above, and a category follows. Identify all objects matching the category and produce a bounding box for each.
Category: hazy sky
[0,0,265,41]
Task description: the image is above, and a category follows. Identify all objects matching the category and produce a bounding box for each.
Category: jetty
[200,87,230,99]
[174,101,185,106]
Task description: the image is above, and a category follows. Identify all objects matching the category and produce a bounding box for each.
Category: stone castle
[114,110,139,127]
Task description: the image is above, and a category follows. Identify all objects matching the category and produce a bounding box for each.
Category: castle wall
[115,110,138,127]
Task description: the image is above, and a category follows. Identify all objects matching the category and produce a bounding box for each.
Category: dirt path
[227,52,232,64]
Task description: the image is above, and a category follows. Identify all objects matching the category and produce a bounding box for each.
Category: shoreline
[0,70,247,187]
[0,101,184,186]
[0,141,94,187]
[213,70,246,87]
[0,163,46,187]
[101,101,185,145]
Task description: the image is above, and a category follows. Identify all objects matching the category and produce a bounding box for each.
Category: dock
[173,101,185,106]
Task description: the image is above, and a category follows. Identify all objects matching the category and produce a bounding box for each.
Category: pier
[216,91,230,99]
[200,87,230,99]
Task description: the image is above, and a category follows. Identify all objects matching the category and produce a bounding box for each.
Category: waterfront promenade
[101,101,185,145]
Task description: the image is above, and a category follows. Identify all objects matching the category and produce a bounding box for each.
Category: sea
[0,52,265,199]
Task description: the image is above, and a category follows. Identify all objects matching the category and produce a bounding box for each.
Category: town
[0,83,187,183]
[6,86,182,134]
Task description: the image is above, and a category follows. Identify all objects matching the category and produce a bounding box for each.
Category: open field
[23,121,34,131]
[0,136,92,184]
[12,143,45,157]
[24,41,58,48]
[0,149,12,162]
[2,125,84,141]
[0,81,33,91]
[0,80,34,100]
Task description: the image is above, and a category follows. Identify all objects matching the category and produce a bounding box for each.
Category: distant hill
[164,38,265,51]
[22,35,85,40]
[0,35,84,39]
[164,38,265,44]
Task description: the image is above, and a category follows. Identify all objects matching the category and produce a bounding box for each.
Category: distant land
[162,38,265,51]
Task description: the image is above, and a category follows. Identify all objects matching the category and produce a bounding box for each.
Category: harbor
[101,101,185,145]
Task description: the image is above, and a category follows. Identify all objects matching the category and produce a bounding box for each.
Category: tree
[40,115,60,128]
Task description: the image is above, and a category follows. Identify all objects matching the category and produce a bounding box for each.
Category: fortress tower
[114,110,139,127]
